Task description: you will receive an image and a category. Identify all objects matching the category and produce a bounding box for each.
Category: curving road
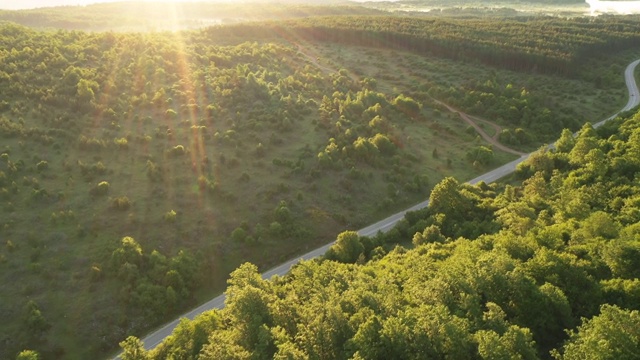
[126,58,640,356]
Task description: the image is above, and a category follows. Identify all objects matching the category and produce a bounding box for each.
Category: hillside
[0,20,516,359]
[0,2,384,32]
[136,108,640,360]
[1,13,639,359]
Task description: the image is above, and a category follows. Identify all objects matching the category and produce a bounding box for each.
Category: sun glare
[0,0,237,11]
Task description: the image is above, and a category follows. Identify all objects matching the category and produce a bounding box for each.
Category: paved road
[127,58,640,356]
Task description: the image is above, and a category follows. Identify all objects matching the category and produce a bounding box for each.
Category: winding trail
[297,43,525,156]
[119,58,640,358]
[470,114,503,141]
[431,98,527,156]
[296,44,337,75]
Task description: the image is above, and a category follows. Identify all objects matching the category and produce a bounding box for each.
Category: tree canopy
[143,108,640,360]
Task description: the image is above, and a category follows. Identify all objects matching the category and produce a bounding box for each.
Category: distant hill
[0,2,382,31]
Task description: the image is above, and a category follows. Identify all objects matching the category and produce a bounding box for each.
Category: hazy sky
[1,0,639,13]
[0,0,216,10]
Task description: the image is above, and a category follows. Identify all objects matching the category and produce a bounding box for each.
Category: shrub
[90,265,103,282]
[231,227,247,242]
[31,188,49,201]
[169,145,186,157]
[78,135,106,151]
[110,196,131,211]
[90,181,110,196]
[114,137,129,150]
[36,160,48,172]
[164,210,177,222]
[269,221,283,236]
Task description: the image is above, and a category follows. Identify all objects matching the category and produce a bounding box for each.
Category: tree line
[199,15,640,76]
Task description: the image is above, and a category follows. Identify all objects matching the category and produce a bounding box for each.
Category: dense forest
[208,15,640,75]
[126,107,640,360]
[0,8,639,360]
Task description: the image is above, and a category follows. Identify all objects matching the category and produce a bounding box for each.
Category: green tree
[467,146,494,165]
[119,336,148,360]
[151,312,221,360]
[200,331,251,360]
[111,236,144,269]
[327,231,364,263]
[603,239,640,279]
[393,94,421,117]
[554,128,575,153]
[24,300,50,336]
[569,123,599,166]
[15,350,39,360]
[77,78,97,104]
[231,227,247,243]
[428,177,472,222]
[90,181,110,196]
[475,325,539,360]
[554,305,640,360]
[224,263,275,358]
[275,201,292,223]
[412,224,446,246]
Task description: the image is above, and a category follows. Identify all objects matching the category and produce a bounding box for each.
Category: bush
[114,137,129,150]
[169,145,186,157]
[36,160,48,172]
[90,265,103,282]
[466,146,494,165]
[110,196,131,211]
[326,231,364,263]
[90,181,110,196]
[164,210,177,222]
[231,227,247,242]
[269,221,283,236]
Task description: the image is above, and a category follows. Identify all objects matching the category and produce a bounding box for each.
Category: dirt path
[469,114,502,141]
[296,44,337,75]
[295,44,525,157]
[432,98,527,157]
[295,43,361,82]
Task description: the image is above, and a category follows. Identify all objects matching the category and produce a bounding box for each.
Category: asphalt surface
[123,58,640,356]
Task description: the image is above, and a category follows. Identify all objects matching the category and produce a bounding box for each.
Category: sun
[139,0,195,2]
